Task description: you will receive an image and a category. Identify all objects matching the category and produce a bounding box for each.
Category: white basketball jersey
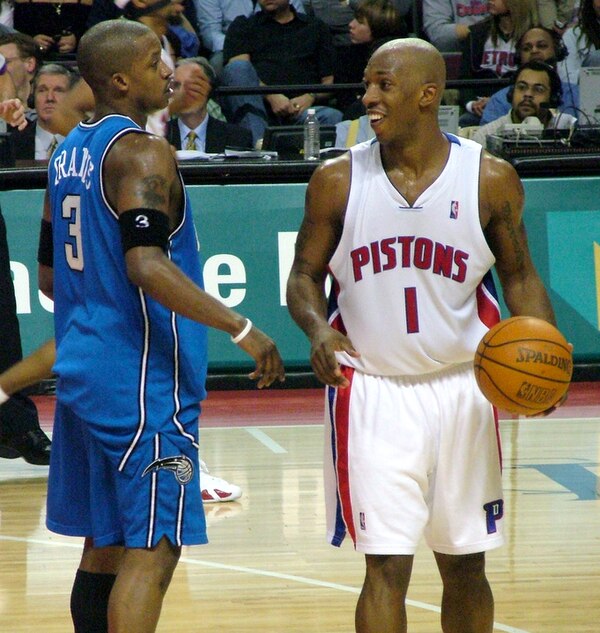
[328,135,500,376]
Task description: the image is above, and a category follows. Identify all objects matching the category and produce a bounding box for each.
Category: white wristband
[231,318,252,344]
[0,385,9,405]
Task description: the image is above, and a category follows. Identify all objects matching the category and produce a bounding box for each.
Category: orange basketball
[474,316,573,416]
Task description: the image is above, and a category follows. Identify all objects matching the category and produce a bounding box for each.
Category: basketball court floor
[1,382,599,632]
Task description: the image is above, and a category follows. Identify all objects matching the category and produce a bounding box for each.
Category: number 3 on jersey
[62,194,84,271]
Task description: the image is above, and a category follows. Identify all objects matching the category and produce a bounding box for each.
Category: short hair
[176,57,217,88]
[77,20,152,91]
[354,0,407,40]
[515,26,568,64]
[32,63,79,95]
[0,32,40,63]
[512,59,563,106]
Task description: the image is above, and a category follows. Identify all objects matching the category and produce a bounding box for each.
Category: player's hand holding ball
[474,316,573,416]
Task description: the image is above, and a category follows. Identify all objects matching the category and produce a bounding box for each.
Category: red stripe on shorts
[334,366,356,545]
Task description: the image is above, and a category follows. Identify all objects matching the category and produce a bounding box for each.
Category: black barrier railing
[213,78,511,98]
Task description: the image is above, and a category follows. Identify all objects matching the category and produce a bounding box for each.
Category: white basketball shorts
[324,362,504,555]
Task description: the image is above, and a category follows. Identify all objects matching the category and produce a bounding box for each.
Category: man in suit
[10,63,77,160]
[166,56,253,152]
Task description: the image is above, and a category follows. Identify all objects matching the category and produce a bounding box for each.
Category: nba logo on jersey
[450,200,459,219]
[359,512,366,531]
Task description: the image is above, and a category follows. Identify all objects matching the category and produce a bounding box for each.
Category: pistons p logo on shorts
[483,499,504,534]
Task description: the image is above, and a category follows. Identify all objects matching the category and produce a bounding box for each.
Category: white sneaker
[200,460,242,503]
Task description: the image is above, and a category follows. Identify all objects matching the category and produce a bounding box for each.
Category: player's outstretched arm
[106,133,285,388]
[480,152,556,324]
[0,339,56,403]
[286,157,359,388]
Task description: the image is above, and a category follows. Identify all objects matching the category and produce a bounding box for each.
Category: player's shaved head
[369,37,446,101]
[77,20,155,92]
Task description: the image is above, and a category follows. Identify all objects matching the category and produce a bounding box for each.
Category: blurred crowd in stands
[0,0,598,156]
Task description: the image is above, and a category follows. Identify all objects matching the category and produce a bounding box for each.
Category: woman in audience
[561,0,600,84]
[460,0,538,79]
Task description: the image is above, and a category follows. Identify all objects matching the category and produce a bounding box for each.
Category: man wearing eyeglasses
[473,59,577,146]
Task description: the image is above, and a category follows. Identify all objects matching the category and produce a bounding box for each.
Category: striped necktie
[185,131,197,151]
[47,136,58,159]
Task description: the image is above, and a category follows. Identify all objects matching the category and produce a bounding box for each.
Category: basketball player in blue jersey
[287,39,558,632]
[38,19,284,633]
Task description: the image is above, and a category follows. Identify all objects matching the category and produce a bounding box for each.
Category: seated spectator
[536,0,574,32]
[0,32,40,119]
[561,0,600,84]
[472,59,576,145]
[220,0,343,146]
[166,56,253,152]
[479,26,578,124]
[9,63,76,160]
[423,0,489,52]
[339,0,407,115]
[13,0,92,58]
[460,0,538,79]
[197,0,305,76]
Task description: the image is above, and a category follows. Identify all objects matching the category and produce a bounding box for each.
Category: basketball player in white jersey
[287,38,557,632]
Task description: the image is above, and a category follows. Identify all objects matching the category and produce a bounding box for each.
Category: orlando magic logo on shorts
[142,455,194,484]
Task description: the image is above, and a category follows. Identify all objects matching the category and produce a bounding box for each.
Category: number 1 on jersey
[62,194,84,271]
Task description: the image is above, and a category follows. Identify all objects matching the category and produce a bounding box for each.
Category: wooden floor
[1,384,600,632]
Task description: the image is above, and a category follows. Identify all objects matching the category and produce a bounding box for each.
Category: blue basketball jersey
[48,114,208,463]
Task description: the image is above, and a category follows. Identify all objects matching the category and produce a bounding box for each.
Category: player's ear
[111,72,130,93]
[419,83,439,108]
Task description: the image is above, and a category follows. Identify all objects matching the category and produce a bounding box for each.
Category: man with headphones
[473,59,577,146]
[478,26,579,124]
[8,63,78,160]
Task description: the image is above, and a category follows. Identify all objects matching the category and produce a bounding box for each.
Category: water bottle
[303,108,320,160]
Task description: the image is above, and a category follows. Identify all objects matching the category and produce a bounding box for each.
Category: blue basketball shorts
[46,400,207,548]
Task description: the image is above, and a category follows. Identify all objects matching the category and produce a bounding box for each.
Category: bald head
[369,38,446,95]
[77,20,156,92]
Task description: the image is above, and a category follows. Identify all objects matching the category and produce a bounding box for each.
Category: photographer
[13,0,92,57]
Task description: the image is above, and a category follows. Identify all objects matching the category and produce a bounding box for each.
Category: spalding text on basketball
[516,347,572,375]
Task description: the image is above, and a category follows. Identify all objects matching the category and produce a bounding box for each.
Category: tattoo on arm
[499,200,525,270]
[134,175,169,208]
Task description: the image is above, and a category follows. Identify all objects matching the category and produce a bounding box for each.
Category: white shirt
[35,125,64,160]
[328,137,498,376]
[177,115,208,152]
[479,35,516,77]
